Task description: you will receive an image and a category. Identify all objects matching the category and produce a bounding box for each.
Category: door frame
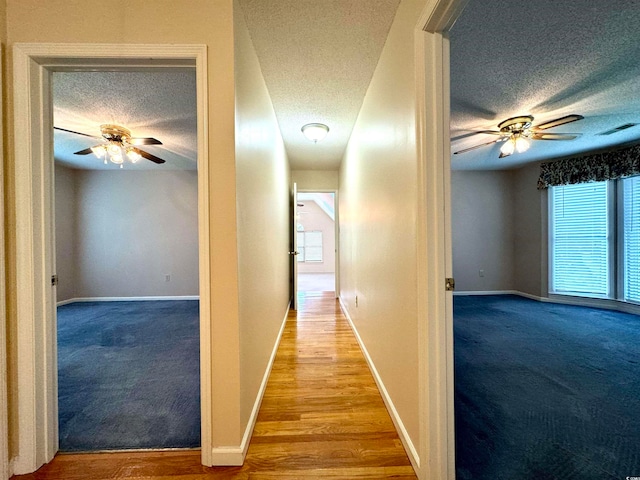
[11,43,211,474]
[0,48,9,480]
[296,189,339,297]
[415,0,469,478]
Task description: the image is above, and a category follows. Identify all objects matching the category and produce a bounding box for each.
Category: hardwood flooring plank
[12,293,416,479]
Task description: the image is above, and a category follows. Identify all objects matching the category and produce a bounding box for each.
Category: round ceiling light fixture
[301,123,329,143]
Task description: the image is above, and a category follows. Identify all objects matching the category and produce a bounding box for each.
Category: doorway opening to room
[52,69,201,452]
[295,192,337,294]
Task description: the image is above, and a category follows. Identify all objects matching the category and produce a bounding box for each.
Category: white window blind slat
[550,182,610,296]
[624,177,640,303]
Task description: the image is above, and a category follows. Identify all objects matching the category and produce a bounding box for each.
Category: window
[623,176,640,303]
[550,181,611,297]
[549,176,640,304]
[296,231,323,263]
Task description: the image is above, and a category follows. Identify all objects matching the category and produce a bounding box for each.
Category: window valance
[537,143,640,189]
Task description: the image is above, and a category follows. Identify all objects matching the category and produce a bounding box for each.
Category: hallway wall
[4,0,241,464]
[234,0,292,439]
[339,0,424,465]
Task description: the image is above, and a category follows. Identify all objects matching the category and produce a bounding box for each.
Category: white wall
[339,0,424,461]
[451,170,514,292]
[55,168,199,299]
[234,0,292,435]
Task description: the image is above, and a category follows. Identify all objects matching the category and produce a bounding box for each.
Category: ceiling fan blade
[73,147,98,155]
[535,114,584,130]
[137,148,166,164]
[451,130,502,142]
[54,126,100,139]
[129,137,163,146]
[453,138,502,155]
[531,132,581,141]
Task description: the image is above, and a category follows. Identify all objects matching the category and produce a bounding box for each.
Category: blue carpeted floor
[454,295,640,479]
[57,300,200,451]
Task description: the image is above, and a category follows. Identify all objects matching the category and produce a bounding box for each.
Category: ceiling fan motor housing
[498,115,533,135]
[100,124,132,143]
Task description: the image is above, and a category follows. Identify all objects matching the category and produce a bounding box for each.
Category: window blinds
[551,181,610,297]
[623,177,640,303]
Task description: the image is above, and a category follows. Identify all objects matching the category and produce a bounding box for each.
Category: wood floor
[12,292,416,479]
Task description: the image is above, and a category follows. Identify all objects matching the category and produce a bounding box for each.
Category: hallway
[13,292,416,479]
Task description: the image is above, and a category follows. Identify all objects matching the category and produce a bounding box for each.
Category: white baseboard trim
[209,305,290,466]
[56,295,199,306]
[454,290,640,315]
[337,297,420,472]
[453,290,519,296]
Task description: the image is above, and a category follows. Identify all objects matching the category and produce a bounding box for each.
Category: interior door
[289,182,299,309]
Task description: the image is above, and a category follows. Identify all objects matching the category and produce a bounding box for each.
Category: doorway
[295,192,337,294]
[52,70,200,451]
[12,44,212,473]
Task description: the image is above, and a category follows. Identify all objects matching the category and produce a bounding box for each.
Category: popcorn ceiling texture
[53,70,198,171]
[238,0,401,170]
[450,0,640,170]
[52,1,640,173]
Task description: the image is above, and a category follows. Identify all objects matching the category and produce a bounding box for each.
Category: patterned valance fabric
[537,143,640,189]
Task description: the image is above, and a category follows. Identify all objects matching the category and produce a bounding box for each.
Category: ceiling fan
[54,124,166,167]
[453,114,584,158]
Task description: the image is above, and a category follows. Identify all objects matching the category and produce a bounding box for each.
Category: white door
[289,182,299,309]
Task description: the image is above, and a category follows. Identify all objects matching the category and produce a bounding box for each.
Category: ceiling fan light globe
[91,145,107,158]
[500,139,515,156]
[126,148,141,163]
[108,143,122,156]
[514,136,530,153]
[110,153,124,165]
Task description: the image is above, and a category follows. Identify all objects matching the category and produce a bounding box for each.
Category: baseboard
[337,297,420,472]
[453,290,519,296]
[209,305,290,466]
[56,295,199,306]
[455,290,640,315]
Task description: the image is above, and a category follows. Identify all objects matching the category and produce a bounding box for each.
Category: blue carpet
[454,295,640,479]
[57,300,200,451]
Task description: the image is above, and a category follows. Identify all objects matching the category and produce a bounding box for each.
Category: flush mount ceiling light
[301,123,329,143]
[54,124,166,167]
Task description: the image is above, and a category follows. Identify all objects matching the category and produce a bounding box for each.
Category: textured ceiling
[53,1,640,173]
[53,70,197,170]
[450,0,640,170]
[238,0,401,170]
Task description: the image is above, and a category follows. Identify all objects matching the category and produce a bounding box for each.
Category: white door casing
[415,0,469,478]
[11,43,211,474]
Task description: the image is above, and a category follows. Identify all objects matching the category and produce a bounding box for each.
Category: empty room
[53,70,201,452]
[449,0,640,478]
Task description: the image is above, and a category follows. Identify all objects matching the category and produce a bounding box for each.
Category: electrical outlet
[479,269,484,277]
[165,274,171,282]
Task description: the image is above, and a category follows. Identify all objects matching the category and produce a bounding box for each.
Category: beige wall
[513,162,547,297]
[234,1,291,433]
[451,170,515,291]
[4,0,241,458]
[451,165,548,297]
[339,0,424,456]
[54,164,77,301]
[55,167,199,301]
[292,169,339,191]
